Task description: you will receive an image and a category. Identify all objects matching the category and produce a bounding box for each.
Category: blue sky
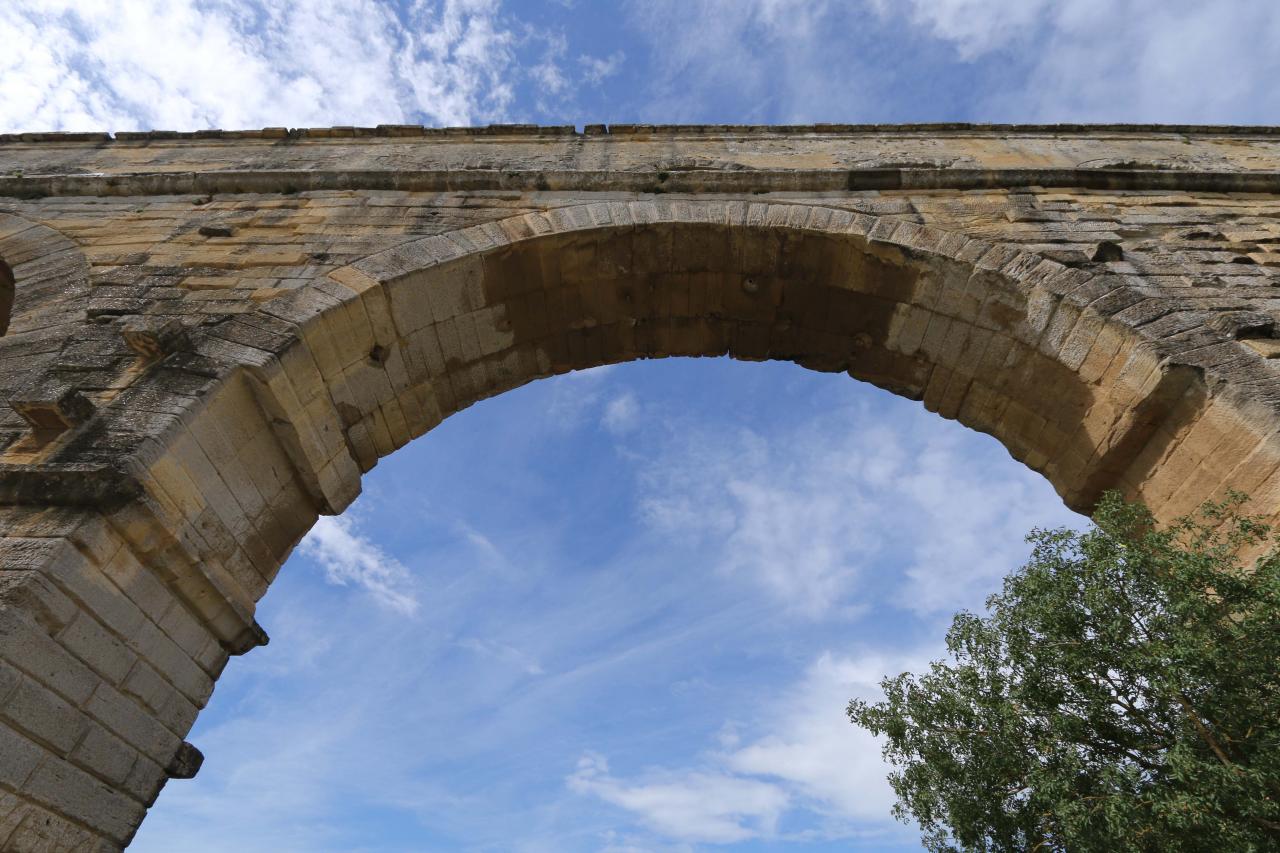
[4,1,1280,850]
[136,361,1080,852]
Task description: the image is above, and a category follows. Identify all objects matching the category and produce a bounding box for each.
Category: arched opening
[131,356,1084,850]
[260,202,1213,535]
[140,201,1269,641]
[14,202,1280,850]
[0,257,13,336]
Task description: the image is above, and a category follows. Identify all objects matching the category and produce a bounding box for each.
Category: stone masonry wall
[1,126,1280,849]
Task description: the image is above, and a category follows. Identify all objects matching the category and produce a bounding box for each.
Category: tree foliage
[848,492,1280,851]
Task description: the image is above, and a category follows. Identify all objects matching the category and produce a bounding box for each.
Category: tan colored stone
[5,125,1280,847]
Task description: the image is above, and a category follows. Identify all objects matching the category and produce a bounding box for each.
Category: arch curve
[9,128,1280,852]
[234,199,1218,552]
[86,197,1276,773]
[0,210,92,332]
[0,211,95,433]
[0,256,12,336]
[1,205,1276,852]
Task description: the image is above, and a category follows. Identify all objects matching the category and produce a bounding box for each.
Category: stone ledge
[4,122,1280,145]
[0,462,143,510]
[5,166,1280,200]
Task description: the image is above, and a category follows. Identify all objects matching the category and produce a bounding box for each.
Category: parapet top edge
[4,122,1280,145]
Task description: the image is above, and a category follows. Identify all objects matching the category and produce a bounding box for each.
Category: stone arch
[0,211,92,334]
[281,202,1203,504]
[0,211,94,407]
[189,197,1268,620]
[0,257,12,336]
[9,126,1280,851]
[8,199,1280,850]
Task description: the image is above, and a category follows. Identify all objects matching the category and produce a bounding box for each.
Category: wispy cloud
[725,651,924,825]
[544,364,619,429]
[530,29,572,100]
[458,636,545,675]
[871,0,1052,60]
[624,0,1280,124]
[0,0,516,132]
[568,753,790,844]
[568,648,933,846]
[299,515,419,614]
[635,396,1081,621]
[879,0,1280,122]
[624,0,846,122]
[580,50,626,85]
[601,392,640,435]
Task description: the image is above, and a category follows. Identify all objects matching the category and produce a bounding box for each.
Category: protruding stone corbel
[9,376,95,432]
[166,741,205,780]
[120,317,190,360]
[227,619,270,656]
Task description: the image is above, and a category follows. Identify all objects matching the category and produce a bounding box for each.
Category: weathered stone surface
[9,379,95,433]
[3,124,1280,848]
[162,743,201,781]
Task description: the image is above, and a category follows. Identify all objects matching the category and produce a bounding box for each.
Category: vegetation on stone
[849,491,1280,852]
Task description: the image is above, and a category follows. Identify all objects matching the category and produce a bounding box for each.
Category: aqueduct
[2,124,1280,848]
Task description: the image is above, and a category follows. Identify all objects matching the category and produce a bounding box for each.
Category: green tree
[849,492,1280,852]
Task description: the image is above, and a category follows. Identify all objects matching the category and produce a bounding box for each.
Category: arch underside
[284,202,1256,528]
[3,198,1280,851]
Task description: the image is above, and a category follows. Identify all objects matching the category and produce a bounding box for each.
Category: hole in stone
[1091,241,1124,263]
[1232,255,1258,265]
[1210,311,1277,341]
[368,344,388,365]
[152,359,1090,846]
[742,276,760,294]
[1233,321,1275,340]
[0,258,12,336]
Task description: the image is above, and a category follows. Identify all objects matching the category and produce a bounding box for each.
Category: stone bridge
[2,124,1280,849]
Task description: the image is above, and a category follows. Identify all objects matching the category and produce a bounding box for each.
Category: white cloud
[624,0,846,122]
[299,515,419,614]
[602,392,640,434]
[637,423,875,617]
[0,0,516,132]
[636,398,1080,619]
[568,753,790,844]
[580,50,626,85]
[624,0,1280,124]
[878,0,1280,122]
[458,636,545,675]
[530,29,572,97]
[568,647,933,845]
[726,651,921,824]
[872,0,1051,60]
[545,364,619,428]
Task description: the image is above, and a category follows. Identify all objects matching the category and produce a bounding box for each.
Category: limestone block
[119,318,189,360]
[72,724,140,788]
[23,757,144,844]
